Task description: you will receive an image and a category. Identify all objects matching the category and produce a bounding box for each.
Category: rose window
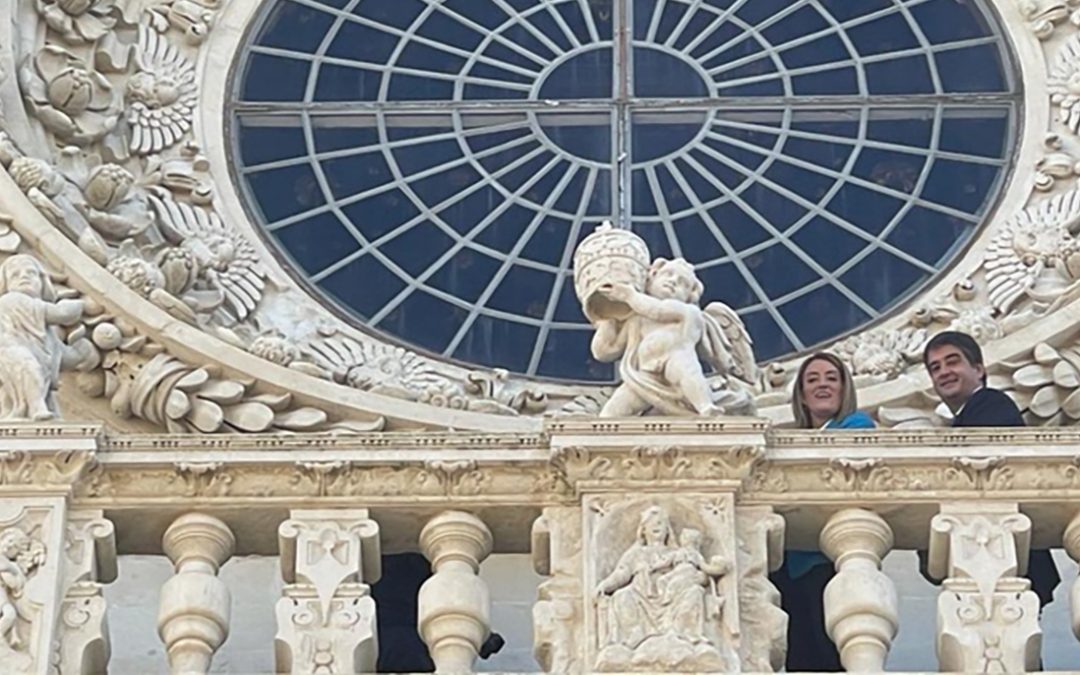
[232,0,1017,382]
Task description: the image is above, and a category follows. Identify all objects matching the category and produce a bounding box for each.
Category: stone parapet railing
[3,420,1080,673]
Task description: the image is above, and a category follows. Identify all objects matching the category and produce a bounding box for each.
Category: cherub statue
[0,527,45,655]
[590,258,756,417]
[0,255,92,420]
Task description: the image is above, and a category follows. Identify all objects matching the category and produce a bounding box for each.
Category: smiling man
[923,330,1059,608]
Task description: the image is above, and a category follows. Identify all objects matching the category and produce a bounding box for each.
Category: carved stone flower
[126,27,197,155]
[106,254,165,297]
[249,333,300,367]
[35,0,118,44]
[1050,35,1080,135]
[56,151,153,240]
[1002,342,1080,424]
[20,45,121,145]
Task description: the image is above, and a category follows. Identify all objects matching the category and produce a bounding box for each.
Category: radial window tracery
[233,0,1017,382]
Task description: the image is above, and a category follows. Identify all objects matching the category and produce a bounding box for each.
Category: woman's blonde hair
[791,352,858,429]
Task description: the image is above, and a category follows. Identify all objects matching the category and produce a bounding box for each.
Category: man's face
[647,265,694,302]
[926,344,984,411]
[4,259,43,298]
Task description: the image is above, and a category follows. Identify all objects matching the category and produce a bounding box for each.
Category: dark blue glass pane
[674,214,728,263]
[553,277,588,322]
[781,34,850,69]
[538,329,614,381]
[311,116,379,153]
[454,316,538,372]
[762,5,829,45]
[886,206,972,265]
[388,73,454,100]
[540,113,611,163]
[442,0,511,30]
[341,189,421,240]
[743,184,803,230]
[237,117,307,166]
[740,309,796,362]
[416,11,486,51]
[818,0,892,22]
[256,1,334,52]
[780,285,871,346]
[697,263,758,309]
[245,164,324,222]
[353,0,427,29]
[936,44,1008,93]
[939,109,1009,158]
[687,19,742,59]
[631,222,675,260]
[634,48,710,98]
[521,217,571,266]
[475,205,538,254]
[409,165,484,207]
[427,249,501,303]
[792,67,859,95]
[867,110,935,149]
[673,157,724,204]
[853,149,926,194]
[274,212,359,276]
[848,13,920,55]
[840,249,930,311]
[866,55,935,94]
[538,47,612,99]
[379,221,454,277]
[826,183,904,236]
[743,245,817,300]
[709,202,770,251]
[487,266,554,318]
[242,53,309,101]
[393,139,463,175]
[378,291,469,354]
[910,0,993,44]
[437,185,513,236]
[789,216,869,272]
[321,255,406,320]
[320,153,394,200]
[782,137,853,171]
[763,160,835,203]
[326,21,399,63]
[314,64,382,101]
[920,160,1000,214]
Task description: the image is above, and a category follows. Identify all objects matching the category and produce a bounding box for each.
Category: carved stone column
[929,502,1040,673]
[531,506,583,674]
[735,506,787,672]
[57,510,117,675]
[1063,510,1080,641]
[820,508,899,672]
[274,509,381,674]
[417,510,493,674]
[157,513,235,675]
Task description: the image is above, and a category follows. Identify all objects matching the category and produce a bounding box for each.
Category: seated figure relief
[596,505,736,671]
[573,224,757,417]
[0,254,93,420]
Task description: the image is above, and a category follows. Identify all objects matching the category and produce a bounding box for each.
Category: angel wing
[1049,35,1080,134]
[129,26,197,155]
[149,193,267,321]
[984,188,1080,314]
[701,302,758,383]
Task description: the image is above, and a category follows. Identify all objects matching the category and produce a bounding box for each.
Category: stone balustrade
[4,421,1080,673]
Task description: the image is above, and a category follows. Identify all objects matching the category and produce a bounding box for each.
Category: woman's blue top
[787,410,875,578]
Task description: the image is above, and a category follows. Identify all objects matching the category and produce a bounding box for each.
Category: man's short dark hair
[923,331,987,384]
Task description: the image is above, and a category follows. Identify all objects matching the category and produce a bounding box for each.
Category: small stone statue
[0,255,91,420]
[595,506,735,671]
[574,224,757,417]
[0,527,45,667]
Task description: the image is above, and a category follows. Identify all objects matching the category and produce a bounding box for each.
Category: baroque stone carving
[928,504,1041,673]
[734,506,787,672]
[0,526,46,671]
[0,254,95,421]
[275,510,381,674]
[19,46,122,146]
[573,223,757,417]
[126,26,198,156]
[592,501,738,672]
[1050,34,1080,134]
[57,511,116,675]
[532,507,584,674]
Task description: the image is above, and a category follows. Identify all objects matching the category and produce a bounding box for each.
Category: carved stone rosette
[274,509,381,675]
[928,502,1041,673]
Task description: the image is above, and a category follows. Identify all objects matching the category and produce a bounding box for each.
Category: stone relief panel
[532,506,584,674]
[734,506,787,673]
[585,496,740,672]
[0,501,59,675]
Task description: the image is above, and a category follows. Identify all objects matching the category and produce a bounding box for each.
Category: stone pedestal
[417,510,493,674]
[929,502,1040,673]
[820,508,899,672]
[157,513,235,675]
[57,510,117,675]
[274,509,381,674]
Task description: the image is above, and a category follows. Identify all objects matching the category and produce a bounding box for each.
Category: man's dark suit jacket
[952,387,1060,606]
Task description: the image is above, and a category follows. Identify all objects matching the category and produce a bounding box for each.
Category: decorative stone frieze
[928,502,1041,673]
[532,506,584,674]
[417,510,494,674]
[275,509,381,674]
[157,512,235,675]
[56,510,116,675]
[820,508,899,672]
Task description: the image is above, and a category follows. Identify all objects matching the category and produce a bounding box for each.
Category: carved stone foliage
[928,504,1041,673]
[998,340,1080,424]
[551,443,764,488]
[275,510,381,675]
[588,497,739,672]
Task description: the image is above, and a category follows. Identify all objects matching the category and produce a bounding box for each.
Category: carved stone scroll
[735,506,787,672]
[157,513,235,675]
[274,509,381,674]
[56,510,116,675]
[531,506,583,674]
[929,502,1041,673]
[820,508,899,672]
[417,510,493,674]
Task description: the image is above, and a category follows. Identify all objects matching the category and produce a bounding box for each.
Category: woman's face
[642,513,669,545]
[802,358,843,425]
